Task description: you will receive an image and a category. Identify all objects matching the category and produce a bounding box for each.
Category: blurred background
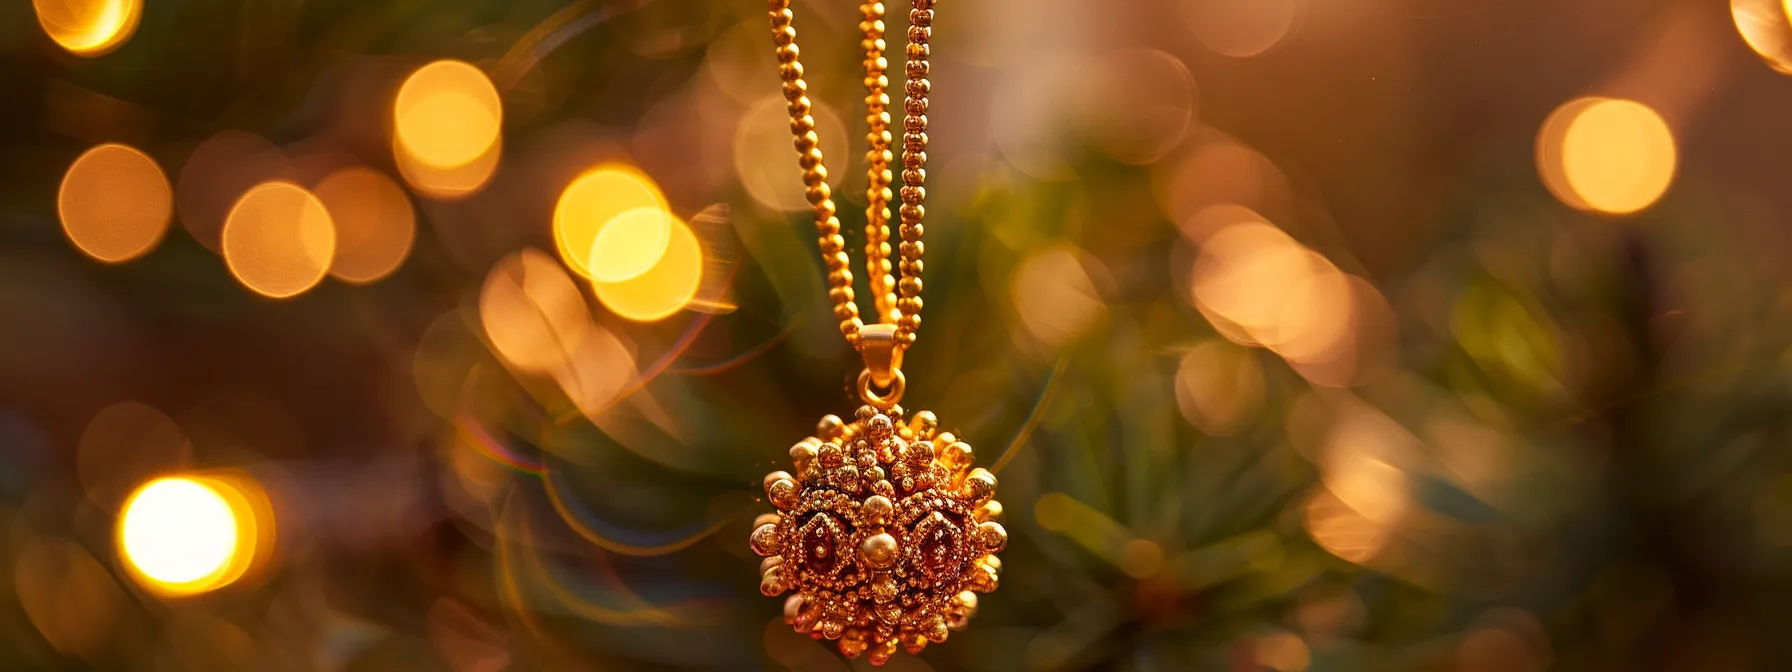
[4,0,1792,669]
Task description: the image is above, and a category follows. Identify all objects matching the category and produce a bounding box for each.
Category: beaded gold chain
[751,1,1007,666]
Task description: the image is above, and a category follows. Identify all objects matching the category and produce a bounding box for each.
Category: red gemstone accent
[914,513,964,581]
[799,514,843,574]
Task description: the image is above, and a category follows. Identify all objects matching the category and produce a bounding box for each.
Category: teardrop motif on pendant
[913,511,966,582]
[795,513,848,576]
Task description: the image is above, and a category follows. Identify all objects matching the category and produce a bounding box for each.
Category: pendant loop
[856,323,904,388]
[857,368,906,408]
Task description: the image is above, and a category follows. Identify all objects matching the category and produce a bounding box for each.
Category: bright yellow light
[222,181,337,298]
[591,215,704,322]
[33,0,141,56]
[314,166,415,284]
[393,60,502,199]
[553,167,670,281]
[58,143,171,263]
[117,476,265,596]
[1732,0,1792,74]
[1539,97,1676,215]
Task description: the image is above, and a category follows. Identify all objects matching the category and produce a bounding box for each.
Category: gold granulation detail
[752,406,1004,665]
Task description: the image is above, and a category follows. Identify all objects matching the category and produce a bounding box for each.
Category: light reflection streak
[540,462,745,557]
[492,1,653,92]
[991,351,1073,474]
[667,315,802,376]
[496,495,687,626]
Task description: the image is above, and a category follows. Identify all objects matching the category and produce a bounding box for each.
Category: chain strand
[860,2,897,325]
[893,0,930,347]
[768,0,929,350]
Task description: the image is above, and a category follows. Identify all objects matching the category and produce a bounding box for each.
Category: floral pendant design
[751,404,1004,665]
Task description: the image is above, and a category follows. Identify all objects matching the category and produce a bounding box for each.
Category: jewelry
[749,0,1006,665]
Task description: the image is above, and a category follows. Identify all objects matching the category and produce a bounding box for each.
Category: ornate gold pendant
[751,404,1005,665]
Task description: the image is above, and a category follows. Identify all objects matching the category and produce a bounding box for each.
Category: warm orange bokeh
[58,143,171,263]
[221,181,337,298]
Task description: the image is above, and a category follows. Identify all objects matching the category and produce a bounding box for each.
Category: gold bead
[820,617,846,640]
[859,532,899,568]
[867,637,899,666]
[899,276,922,295]
[977,521,1007,553]
[908,410,938,438]
[760,566,786,596]
[789,442,818,472]
[776,43,800,63]
[926,619,949,643]
[943,441,973,468]
[839,628,869,658]
[902,632,928,654]
[750,523,782,556]
[871,571,898,602]
[976,500,1003,522]
[766,473,800,509]
[862,494,893,525]
[816,414,846,439]
[963,467,996,505]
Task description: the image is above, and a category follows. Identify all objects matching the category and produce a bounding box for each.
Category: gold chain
[768,0,931,367]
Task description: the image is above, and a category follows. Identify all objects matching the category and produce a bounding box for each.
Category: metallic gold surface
[752,406,1002,665]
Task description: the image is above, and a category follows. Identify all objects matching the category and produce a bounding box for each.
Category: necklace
[748,0,1006,665]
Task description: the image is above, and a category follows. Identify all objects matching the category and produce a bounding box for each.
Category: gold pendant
[750,402,1005,665]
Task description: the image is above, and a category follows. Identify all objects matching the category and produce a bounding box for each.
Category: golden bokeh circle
[117,475,271,597]
[393,60,503,199]
[33,0,142,57]
[313,166,416,284]
[553,166,670,281]
[58,143,171,263]
[1732,0,1792,74]
[1538,97,1676,215]
[221,181,337,298]
[591,214,703,322]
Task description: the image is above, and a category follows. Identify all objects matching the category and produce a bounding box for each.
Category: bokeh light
[1158,139,1293,237]
[733,95,846,211]
[57,143,171,263]
[313,166,416,284]
[553,166,671,281]
[1080,49,1198,165]
[480,248,593,375]
[1537,97,1676,215]
[1732,0,1792,74]
[118,475,270,596]
[221,181,337,298]
[32,0,142,57]
[591,214,703,322]
[1188,209,1391,386]
[1010,246,1107,348]
[1174,339,1265,436]
[394,60,503,199]
[176,131,294,252]
[1183,0,1299,58]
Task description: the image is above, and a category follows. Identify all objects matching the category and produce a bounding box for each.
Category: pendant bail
[857,323,905,389]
